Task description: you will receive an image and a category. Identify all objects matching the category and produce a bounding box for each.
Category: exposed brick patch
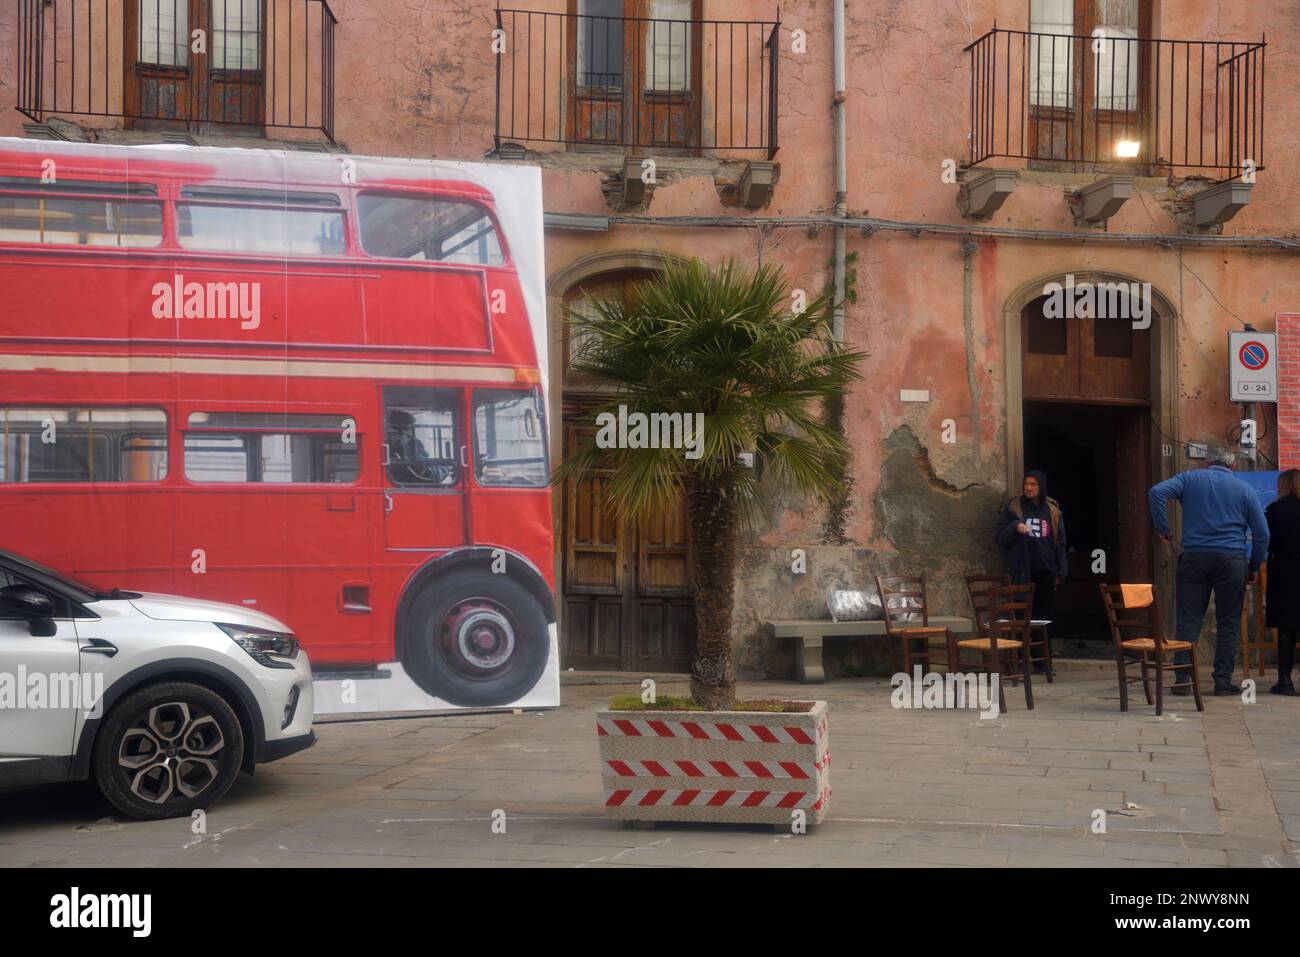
[1278,315,1300,469]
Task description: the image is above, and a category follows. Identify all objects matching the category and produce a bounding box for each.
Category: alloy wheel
[116,701,226,805]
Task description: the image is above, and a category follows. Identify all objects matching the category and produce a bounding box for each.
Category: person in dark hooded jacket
[996,469,1069,621]
[1265,468,1300,696]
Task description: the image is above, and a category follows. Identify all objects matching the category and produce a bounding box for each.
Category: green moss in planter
[608,694,812,713]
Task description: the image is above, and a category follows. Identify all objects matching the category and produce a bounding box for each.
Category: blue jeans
[1174,550,1247,687]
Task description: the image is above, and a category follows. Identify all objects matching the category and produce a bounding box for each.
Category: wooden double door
[1029,0,1151,166]
[125,0,265,132]
[560,420,695,672]
[568,0,702,151]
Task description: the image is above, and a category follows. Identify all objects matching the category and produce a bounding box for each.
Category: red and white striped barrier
[605,756,827,779]
[596,701,831,826]
[605,787,830,810]
[597,716,819,745]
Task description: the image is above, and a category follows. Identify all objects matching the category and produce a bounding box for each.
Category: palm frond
[558,256,866,523]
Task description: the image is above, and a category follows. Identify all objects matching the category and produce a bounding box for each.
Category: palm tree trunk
[687,473,740,710]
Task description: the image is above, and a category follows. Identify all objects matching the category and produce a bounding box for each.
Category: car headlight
[217,623,300,669]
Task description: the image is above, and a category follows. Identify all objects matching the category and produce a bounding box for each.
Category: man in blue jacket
[1148,448,1269,695]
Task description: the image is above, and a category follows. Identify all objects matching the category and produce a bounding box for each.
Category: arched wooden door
[1021,288,1153,642]
[559,272,695,671]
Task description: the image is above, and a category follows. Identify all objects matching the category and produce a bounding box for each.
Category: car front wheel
[92,681,245,820]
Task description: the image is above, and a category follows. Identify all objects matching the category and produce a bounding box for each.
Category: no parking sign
[1229,330,1277,402]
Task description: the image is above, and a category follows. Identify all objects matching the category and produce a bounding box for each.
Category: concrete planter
[597,700,830,826]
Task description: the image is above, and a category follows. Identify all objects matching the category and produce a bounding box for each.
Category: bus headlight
[217,623,300,669]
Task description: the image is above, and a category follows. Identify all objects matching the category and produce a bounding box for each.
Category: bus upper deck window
[358,193,505,266]
[0,194,162,248]
[177,203,345,257]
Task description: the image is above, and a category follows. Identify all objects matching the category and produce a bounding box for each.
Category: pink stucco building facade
[2,0,1296,675]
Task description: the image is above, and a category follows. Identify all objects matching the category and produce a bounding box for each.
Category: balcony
[494,8,779,158]
[966,28,1265,181]
[16,0,337,141]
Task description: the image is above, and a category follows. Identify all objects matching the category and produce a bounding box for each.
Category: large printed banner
[0,138,557,715]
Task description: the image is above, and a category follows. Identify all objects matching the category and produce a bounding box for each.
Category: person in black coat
[996,469,1069,621]
[1265,468,1300,695]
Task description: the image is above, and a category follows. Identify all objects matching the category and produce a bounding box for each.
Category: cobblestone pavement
[2,665,1298,867]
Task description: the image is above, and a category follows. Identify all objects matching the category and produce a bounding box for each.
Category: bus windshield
[473,389,547,487]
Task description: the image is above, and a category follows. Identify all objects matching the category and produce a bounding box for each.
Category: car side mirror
[0,585,57,636]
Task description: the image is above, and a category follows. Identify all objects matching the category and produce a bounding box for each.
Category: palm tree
[557,258,865,709]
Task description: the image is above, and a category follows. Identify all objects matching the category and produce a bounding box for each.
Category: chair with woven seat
[1240,562,1277,680]
[949,582,1035,713]
[875,574,947,675]
[1099,583,1204,715]
[966,573,1055,682]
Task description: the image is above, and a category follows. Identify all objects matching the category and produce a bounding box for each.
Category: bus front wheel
[403,569,549,707]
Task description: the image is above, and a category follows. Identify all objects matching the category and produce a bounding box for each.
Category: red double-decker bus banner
[0,138,557,716]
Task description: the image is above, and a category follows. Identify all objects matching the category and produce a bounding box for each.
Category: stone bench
[767,616,976,683]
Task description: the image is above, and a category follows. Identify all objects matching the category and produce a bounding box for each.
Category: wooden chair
[965,573,1055,682]
[1099,583,1204,715]
[949,583,1035,713]
[875,575,947,675]
[1239,563,1277,679]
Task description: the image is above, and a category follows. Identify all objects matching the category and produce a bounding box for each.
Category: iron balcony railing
[495,9,779,158]
[16,0,337,140]
[966,28,1265,180]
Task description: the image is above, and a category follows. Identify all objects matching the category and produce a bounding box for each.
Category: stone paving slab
[2,671,1300,867]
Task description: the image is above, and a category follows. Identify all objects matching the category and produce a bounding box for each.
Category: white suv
[0,548,314,820]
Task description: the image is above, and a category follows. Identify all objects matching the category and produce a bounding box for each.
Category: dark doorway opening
[1023,401,1152,654]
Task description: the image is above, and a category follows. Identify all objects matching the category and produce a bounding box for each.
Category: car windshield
[0,547,108,597]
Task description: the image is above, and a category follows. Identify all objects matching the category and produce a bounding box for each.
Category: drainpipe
[832,0,847,342]
[1241,323,1257,470]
